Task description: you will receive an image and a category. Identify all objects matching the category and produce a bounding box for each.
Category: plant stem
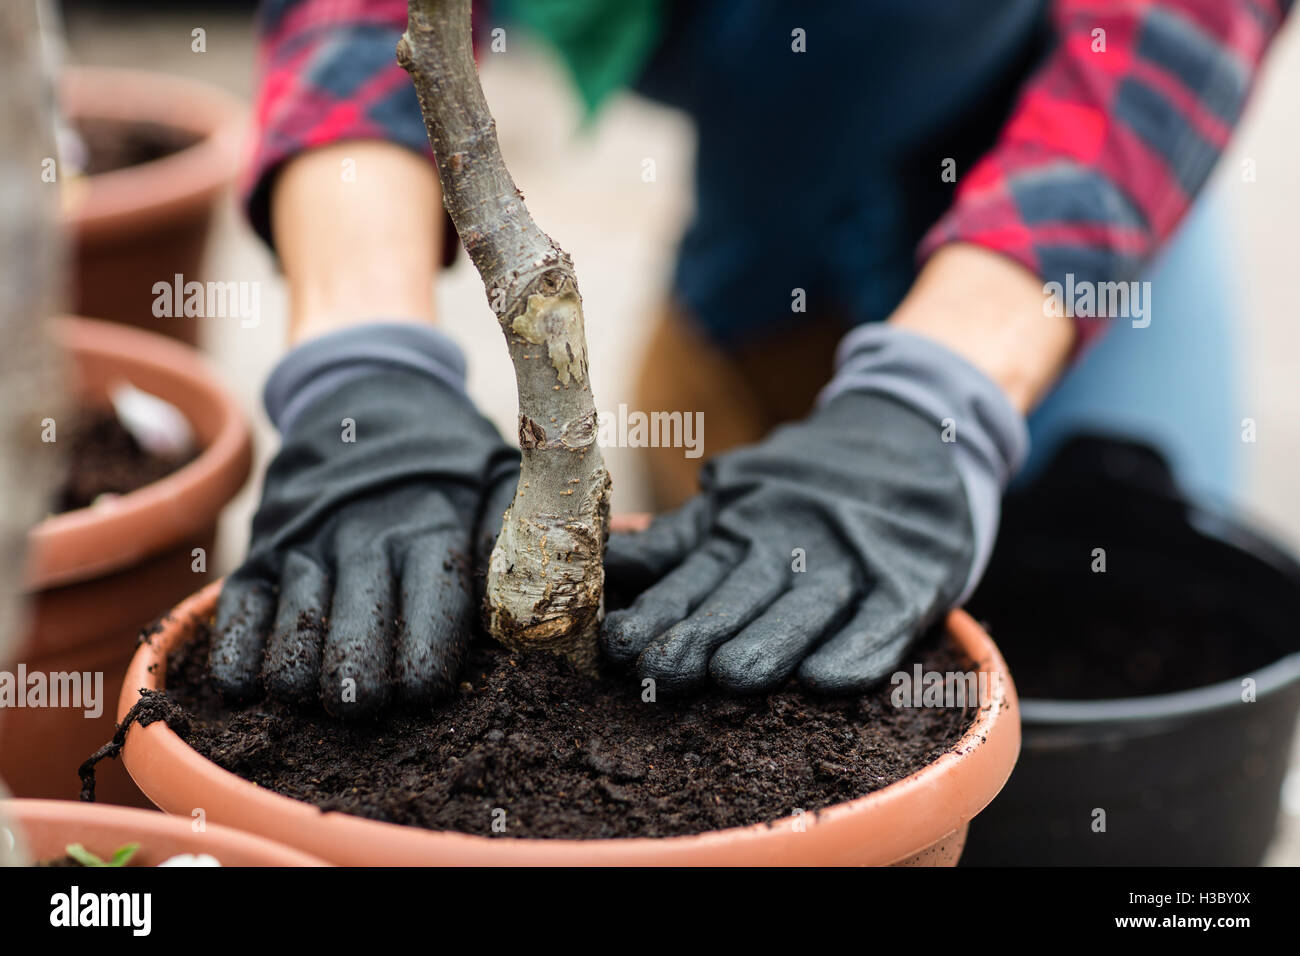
[398,0,609,668]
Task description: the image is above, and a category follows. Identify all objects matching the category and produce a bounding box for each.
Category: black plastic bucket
[962,436,1300,866]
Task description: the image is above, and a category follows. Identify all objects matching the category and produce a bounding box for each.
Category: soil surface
[57,407,193,512]
[160,623,976,839]
[76,118,200,176]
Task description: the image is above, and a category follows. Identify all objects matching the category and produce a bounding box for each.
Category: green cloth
[500,0,665,115]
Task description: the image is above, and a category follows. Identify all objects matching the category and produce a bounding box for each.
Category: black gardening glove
[209,324,518,717]
[601,323,1028,695]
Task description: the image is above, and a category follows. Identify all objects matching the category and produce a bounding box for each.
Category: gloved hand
[209,323,518,717]
[601,323,1028,694]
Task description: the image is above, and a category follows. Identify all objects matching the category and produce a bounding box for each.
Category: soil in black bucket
[967,476,1294,700]
[57,407,194,512]
[969,584,1275,700]
[155,622,976,839]
[76,118,200,176]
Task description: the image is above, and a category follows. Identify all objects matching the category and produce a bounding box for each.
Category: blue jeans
[1020,194,1242,506]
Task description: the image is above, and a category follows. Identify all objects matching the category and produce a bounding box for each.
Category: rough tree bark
[397,0,609,669]
[0,0,67,866]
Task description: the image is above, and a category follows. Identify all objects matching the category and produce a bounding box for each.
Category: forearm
[889,243,1073,414]
[272,141,442,344]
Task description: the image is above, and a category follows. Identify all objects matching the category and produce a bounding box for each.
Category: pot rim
[119,581,1020,865]
[4,798,329,866]
[60,66,246,241]
[24,317,252,591]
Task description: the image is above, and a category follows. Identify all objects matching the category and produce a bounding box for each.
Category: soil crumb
[163,623,977,839]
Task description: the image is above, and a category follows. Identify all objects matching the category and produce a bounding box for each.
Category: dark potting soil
[968,530,1291,700]
[57,407,193,512]
[76,118,200,176]
[973,600,1262,701]
[158,623,975,840]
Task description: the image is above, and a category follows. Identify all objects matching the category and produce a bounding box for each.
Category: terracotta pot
[0,317,251,806]
[61,67,245,346]
[4,799,326,867]
[119,579,1020,865]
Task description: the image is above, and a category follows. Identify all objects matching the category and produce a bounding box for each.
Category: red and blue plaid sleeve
[244,0,434,248]
[918,0,1292,349]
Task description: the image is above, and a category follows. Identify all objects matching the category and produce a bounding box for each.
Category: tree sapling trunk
[397,0,610,669]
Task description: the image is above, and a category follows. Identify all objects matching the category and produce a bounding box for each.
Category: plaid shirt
[246,0,1290,349]
[245,0,437,245]
[917,0,1291,348]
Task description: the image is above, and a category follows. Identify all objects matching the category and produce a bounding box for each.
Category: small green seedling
[64,842,140,867]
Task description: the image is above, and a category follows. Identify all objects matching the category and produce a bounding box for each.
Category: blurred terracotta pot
[4,799,326,866]
[119,578,1020,866]
[61,67,245,346]
[0,317,251,806]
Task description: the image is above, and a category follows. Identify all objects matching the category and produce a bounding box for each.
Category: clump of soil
[161,623,976,840]
[76,118,199,176]
[57,407,193,512]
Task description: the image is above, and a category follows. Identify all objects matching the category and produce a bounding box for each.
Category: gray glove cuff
[816,323,1029,601]
[264,322,469,434]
